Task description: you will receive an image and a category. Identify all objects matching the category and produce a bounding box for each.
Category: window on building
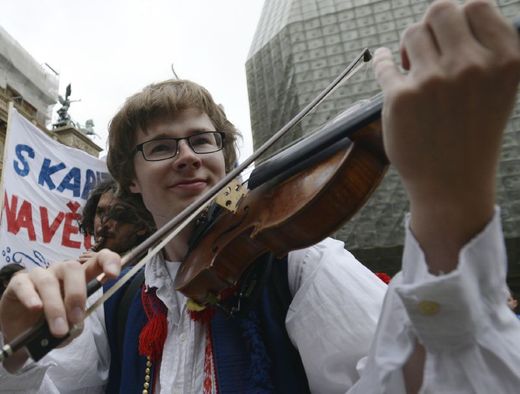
[6,85,37,119]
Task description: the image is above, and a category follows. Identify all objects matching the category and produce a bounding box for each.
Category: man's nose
[100,216,117,231]
[173,140,201,168]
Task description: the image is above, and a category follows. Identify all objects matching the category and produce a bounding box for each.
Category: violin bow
[0,48,373,363]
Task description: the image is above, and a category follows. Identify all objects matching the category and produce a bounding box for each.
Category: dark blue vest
[103,257,310,393]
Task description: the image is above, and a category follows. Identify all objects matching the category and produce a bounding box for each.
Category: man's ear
[129,180,141,194]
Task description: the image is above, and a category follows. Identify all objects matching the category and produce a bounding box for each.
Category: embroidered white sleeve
[350,208,520,394]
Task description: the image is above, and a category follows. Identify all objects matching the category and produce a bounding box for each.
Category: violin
[176,93,387,306]
[0,49,381,362]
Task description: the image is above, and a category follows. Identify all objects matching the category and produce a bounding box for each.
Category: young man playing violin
[1,0,520,393]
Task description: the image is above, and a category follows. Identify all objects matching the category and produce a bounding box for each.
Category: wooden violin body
[175,95,388,305]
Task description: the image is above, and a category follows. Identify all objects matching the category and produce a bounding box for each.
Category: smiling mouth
[171,179,207,188]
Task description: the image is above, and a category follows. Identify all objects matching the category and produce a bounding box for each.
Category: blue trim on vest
[104,270,151,394]
[255,257,310,393]
[211,310,254,392]
[210,257,310,393]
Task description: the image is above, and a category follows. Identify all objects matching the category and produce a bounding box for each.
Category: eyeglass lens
[142,132,223,161]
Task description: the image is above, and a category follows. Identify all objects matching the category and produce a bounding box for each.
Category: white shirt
[148,237,385,394]
[2,210,519,393]
[350,211,520,393]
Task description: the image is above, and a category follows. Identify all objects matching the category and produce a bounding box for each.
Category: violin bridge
[215,178,246,213]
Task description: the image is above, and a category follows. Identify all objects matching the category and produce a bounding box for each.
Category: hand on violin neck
[373,0,520,273]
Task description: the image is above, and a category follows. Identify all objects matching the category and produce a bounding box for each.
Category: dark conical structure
[246,0,520,286]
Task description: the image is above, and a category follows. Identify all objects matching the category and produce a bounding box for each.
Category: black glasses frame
[134,131,225,162]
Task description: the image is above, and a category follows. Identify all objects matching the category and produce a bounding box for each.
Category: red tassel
[375,272,392,284]
[219,285,238,301]
[188,307,215,323]
[139,312,167,361]
[187,285,238,323]
[138,287,168,362]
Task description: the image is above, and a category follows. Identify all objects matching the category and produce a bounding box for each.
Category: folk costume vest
[103,255,311,393]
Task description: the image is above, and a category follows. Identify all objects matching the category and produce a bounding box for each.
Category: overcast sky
[0,0,265,159]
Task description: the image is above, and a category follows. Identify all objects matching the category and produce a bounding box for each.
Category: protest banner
[0,106,109,269]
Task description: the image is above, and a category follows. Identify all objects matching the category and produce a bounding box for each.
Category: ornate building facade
[0,26,101,182]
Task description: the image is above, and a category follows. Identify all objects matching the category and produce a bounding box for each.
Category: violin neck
[248,93,383,190]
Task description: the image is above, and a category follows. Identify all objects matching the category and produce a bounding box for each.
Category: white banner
[0,107,109,269]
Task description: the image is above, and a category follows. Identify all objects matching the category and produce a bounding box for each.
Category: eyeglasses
[135,131,225,161]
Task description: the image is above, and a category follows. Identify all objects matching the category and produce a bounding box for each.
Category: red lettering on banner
[40,206,65,243]
[3,191,36,240]
[61,201,81,248]
[2,192,88,251]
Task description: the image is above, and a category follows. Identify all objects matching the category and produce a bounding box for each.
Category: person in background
[78,178,155,257]
[0,178,153,301]
[0,180,154,299]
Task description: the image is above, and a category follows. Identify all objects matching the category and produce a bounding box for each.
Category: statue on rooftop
[53,84,76,128]
[81,119,99,138]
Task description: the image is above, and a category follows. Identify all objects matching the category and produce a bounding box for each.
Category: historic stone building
[0,25,101,181]
[246,0,520,285]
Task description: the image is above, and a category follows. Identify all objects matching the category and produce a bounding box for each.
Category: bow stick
[0,48,372,363]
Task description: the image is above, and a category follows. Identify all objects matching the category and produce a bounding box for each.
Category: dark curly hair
[79,178,155,245]
[79,179,118,236]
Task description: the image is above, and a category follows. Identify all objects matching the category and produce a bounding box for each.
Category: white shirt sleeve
[350,209,520,394]
[285,237,387,394]
[0,291,110,393]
